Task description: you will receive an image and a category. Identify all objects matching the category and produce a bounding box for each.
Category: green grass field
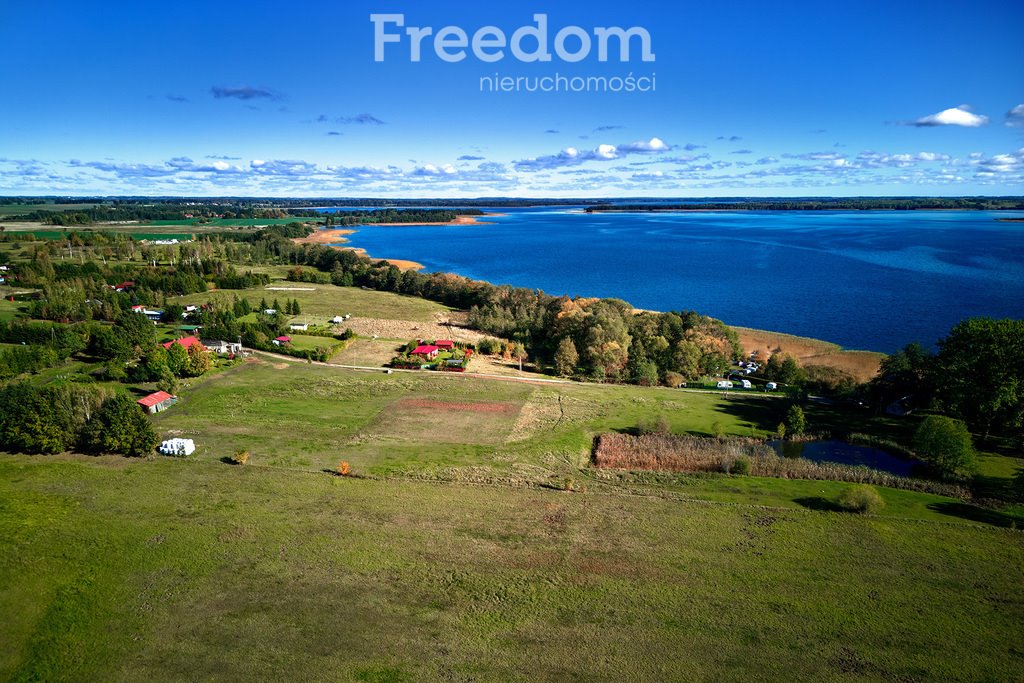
[143,358,1021,527]
[1,455,1021,682]
[173,281,450,323]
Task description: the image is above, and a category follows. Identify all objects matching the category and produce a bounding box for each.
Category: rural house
[435,339,455,350]
[202,339,242,355]
[411,344,440,360]
[137,390,177,414]
[162,336,203,351]
[273,336,291,346]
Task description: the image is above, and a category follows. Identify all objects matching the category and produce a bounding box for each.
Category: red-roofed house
[435,340,455,350]
[162,336,203,351]
[273,336,291,346]
[137,390,177,414]
[412,344,440,360]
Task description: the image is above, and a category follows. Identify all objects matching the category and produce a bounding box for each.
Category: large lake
[330,208,1024,352]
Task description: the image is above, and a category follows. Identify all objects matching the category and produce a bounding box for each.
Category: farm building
[273,336,291,346]
[411,344,440,360]
[330,316,344,324]
[158,438,195,456]
[203,339,242,355]
[289,322,309,332]
[162,336,203,351]
[137,391,177,414]
[435,339,455,350]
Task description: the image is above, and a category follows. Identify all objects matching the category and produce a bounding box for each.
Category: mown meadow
[1,455,1022,682]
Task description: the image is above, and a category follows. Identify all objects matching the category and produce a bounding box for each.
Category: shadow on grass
[712,396,784,432]
[927,502,1022,529]
[220,456,240,465]
[794,496,844,512]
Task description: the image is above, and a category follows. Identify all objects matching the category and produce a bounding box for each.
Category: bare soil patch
[342,312,492,345]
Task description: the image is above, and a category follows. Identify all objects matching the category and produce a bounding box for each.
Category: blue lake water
[773,440,918,477]
[334,208,1024,352]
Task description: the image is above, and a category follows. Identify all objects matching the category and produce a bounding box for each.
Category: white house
[202,339,243,355]
[330,316,344,324]
[716,380,734,389]
[739,379,752,389]
[159,438,195,456]
[289,322,309,332]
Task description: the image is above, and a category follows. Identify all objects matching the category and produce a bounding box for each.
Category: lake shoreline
[294,213,502,271]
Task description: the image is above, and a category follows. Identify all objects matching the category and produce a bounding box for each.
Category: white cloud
[514,137,670,171]
[911,105,989,128]
[1006,104,1024,128]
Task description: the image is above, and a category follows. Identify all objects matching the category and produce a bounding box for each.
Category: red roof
[162,336,202,350]
[435,340,455,349]
[275,336,291,342]
[412,344,439,356]
[138,391,174,408]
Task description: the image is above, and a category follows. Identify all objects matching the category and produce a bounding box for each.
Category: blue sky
[1,0,1022,197]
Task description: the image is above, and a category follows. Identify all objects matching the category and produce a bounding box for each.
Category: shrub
[731,457,751,475]
[561,476,575,491]
[232,449,250,465]
[837,485,885,514]
[337,460,351,476]
[638,415,671,436]
[914,415,975,479]
[663,371,685,388]
[785,405,806,435]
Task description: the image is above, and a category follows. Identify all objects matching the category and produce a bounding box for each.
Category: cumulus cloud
[1006,104,1024,127]
[249,159,318,176]
[412,163,458,176]
[210,85,280,100]
[910,105,989,127]
[513,138,670,171]
[683,143,705,151]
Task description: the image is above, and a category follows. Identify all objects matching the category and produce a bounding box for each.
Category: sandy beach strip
[292,228,356,245]
[291,213,502,270]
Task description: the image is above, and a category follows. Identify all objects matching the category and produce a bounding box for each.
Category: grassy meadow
[1,455,1022,682]
[173,280,450,324]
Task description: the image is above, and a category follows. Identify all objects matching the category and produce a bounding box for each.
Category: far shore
[291,213,501,271]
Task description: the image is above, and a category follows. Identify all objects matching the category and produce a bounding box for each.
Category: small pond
[771,440,919,477]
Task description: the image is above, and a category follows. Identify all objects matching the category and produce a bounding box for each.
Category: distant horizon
[4,194,1024,202]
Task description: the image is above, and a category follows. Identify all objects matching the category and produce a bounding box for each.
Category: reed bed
[593,433,967,498]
